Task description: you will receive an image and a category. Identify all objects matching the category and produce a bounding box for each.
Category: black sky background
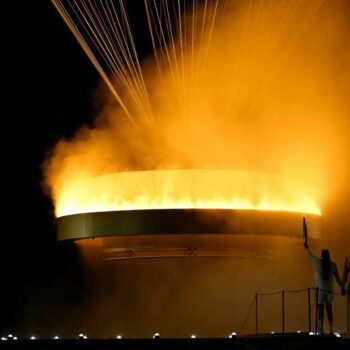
[1,0,155,334]
[1,1,100,332]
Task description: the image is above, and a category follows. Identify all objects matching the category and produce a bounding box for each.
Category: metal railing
[240,287,349,335]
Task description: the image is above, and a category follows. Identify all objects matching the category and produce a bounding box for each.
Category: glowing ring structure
[57,209,319,241]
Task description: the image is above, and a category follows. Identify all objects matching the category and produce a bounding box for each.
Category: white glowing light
[116,335,122,339]
[191,335,196,338]
[229,332,237,338]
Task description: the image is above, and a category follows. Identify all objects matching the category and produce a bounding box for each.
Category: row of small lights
[271,330,341,338]
[308,332,341,338]
[1,331,342,340]
[1,335,58,341]
[1,332,237,340]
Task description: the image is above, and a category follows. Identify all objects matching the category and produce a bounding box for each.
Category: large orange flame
[56,169,321,217]
[45,1,349,220]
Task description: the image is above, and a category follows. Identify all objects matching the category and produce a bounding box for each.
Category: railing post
[347,292,349,334]
[307,288,311,333]
[255,293,258,335]
[315,288,319,334]
[282,290,285,334]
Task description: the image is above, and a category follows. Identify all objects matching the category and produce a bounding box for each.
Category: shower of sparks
[52,0,324,126]
[52,0,224,125]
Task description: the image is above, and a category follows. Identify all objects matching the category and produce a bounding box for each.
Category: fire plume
[46,1,350,221]
[55,169,321,217]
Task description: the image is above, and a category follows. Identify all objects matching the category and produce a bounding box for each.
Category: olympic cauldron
[57,169,320,260]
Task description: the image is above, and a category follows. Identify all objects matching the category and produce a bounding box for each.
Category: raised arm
[304,243,316,260]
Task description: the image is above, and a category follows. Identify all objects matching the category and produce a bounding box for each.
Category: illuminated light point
[1,337,7,341]
[153,332,160,339]
[7,334,18,341]
[78,333,87,340]
[335,333,341,338]
[54,336,60,340]
[229,332,237,338]
[297,330,301,334]
[30,336,36,340]
[270,331,275,334]
[308,332,315,336]
[191,335,196,339]
[116,335,122,339]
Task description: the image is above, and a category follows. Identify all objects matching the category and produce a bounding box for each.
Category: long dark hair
[321,249,331,279]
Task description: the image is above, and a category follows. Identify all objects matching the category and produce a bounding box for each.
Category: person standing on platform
[304,243,343,334]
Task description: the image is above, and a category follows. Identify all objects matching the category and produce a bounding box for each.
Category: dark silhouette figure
[304,243,343,334]
[343,257,350,334]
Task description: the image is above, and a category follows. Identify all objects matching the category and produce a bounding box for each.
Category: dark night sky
[1,1,100,331]
[1,0,152,333]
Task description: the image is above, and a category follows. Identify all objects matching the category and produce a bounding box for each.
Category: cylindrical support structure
[282,290,285,334]
[308,288,311,333]
[255,293,258,335]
